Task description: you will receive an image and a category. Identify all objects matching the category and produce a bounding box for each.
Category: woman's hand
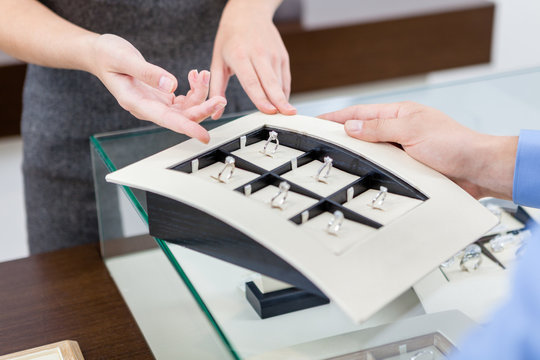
[89,34,226,143]
[319,102,518,199]
[209,0,296,119]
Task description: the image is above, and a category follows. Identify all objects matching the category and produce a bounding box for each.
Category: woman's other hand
[209,0,296,119]
[89,34,226,143]
[320,102,518,199]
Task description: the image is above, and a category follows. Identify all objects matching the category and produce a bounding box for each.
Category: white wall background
[300,0,488,30]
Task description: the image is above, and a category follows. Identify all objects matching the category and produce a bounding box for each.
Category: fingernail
[214,102,226,111]
[345,120,363,133]
[286,104,296,112]
[159,76,174,92]
[267,104,277,113]
[202,71,210,86]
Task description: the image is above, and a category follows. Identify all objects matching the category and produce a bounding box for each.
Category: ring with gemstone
[261,130,279,157]
[213,156,236,183]
[271,181,290,210]
[315,156,333,183]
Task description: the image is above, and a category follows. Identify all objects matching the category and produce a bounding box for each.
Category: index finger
[233,59,277,114]
[252,57,296,115]
[318,103,404,124]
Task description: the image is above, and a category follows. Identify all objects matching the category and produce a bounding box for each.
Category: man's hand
[209,0,296,119]
[89,34,226,143]
[320,102,518,199]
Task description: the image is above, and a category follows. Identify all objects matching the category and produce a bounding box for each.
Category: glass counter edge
[89,120,243,360]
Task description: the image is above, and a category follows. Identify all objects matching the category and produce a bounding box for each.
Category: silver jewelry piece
[212,156,235,183]
[327,210,344,236]
[271,181,290,209]
[441,249,465,268]
[460,244,483,272]
[440,256,456,269]
[315,156,333,183]
[371,186,388,210]
[490,230,531,253]
[261,130,279,157]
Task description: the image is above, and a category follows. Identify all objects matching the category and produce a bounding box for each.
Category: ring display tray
[106,112,497,323]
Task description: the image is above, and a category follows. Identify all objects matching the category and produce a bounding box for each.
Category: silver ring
[371,186,388,210]
[213,156,235,183]
[327,210,344,236]
[489,230,530,253]
[315,156,333,183]
[460,244,483,272]
[490,233,514,253]
[261,130,279,157]
[271,181,290,209]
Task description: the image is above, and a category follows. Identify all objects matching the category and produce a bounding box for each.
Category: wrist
[472,134,518,199]
[76,32,101,75]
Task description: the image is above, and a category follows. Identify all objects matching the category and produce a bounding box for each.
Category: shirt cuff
[513,129,540,208]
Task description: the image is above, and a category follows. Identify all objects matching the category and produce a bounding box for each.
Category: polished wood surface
[0,243,153,359]
[0,64,25,137]
[279,4,495,92]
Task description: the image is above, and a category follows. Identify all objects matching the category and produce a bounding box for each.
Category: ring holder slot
[343,188,424,226]
[235,174,320,219]
[248,185,319,219]
[268,150,316,176]
[171,148,229,174]
[280,159,360,197]
[301,211,377,255]
[170,149,262,189]
[327,173,426,205]
[216,128,269,153]
[289,199,382,230]
[234,173,321,200]
[170,147,267,175]
[325,173,425,226]
[232,140,305,171]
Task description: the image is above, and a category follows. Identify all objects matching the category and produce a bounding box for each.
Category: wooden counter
[0,243,153,359]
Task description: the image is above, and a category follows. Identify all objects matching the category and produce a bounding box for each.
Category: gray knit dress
[22,0,253,254]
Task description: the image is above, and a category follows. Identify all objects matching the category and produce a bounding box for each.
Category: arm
[0,0,225,143]
[319,102,519,201]
[0,0,97,71]
[209,0,296,119]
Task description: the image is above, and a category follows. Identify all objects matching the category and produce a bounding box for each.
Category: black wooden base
[245,281,330,319]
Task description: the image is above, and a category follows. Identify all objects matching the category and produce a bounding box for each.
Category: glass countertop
[90,67,540,360]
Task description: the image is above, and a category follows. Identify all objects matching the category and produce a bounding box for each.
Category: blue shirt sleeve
[513,130,540,207]
[450,225,540,360]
